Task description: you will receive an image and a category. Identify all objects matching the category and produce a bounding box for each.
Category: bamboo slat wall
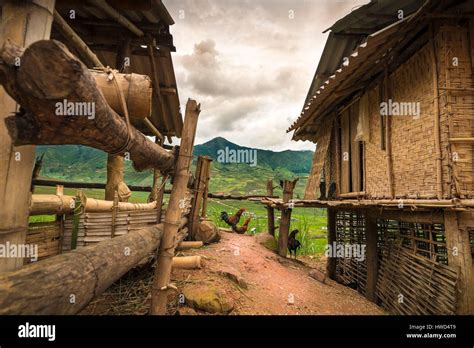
[334,210,459,314]
[62,209,160,251]
[438,25,474,197]
[24,221,62,262]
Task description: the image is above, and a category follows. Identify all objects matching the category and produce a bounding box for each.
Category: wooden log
[0,0,55,272]
[90,70,152,120]
[339,191,366,198]
[189,156,209,238]
[172,256,201,269]
[93,0,144,37]
[444,211,474,314]
[105,154,126,201]
[0,224,164,314]
[266,179,275,236]
[151,99,200,314]
[278,179,298,257]
[365,214,378,302]
[176,241,203,250]
[326,208,337,280]
[30,194,157,215]
[0,39,176,173]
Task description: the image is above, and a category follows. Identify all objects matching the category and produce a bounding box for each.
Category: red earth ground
[172,231,385,315]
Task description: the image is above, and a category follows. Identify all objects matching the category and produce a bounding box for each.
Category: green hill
[36,137,313,196]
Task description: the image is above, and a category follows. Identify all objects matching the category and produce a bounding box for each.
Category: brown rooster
[232,217,251,234]
[220,208,246,227]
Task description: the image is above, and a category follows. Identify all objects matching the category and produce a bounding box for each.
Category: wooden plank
[0,0,56,272]
[350,102,361,192]
[326,208,337,279]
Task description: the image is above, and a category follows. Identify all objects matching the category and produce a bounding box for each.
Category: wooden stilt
[0,0,56,272]
[365,214,378,302]
[444,211,474,314]
[151,99,200,314]
[200,157,212,218]
[266,179,275,236]
[326,208,337,279]
[278,179,298,257]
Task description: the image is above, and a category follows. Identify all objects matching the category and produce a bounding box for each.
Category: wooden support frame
[200,157,212,219]
[278,179,298,257]
[151,99,200,314]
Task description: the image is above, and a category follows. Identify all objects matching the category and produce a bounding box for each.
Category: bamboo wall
[324,21,474,199]
[334,210,460,315]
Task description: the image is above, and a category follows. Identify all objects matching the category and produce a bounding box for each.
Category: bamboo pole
[278,179,298,257]
[53,9,103,68]
[151,99,200,314]
[384,67,395,198]
[0,0,56,272]
[30,194,157,215]
[172,256,201,269]
[430,24,443,200]
[176,241,203,250]
[266,179,275,236]
[92,0,145,37]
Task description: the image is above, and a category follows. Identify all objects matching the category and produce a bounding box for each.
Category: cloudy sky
[163,0,368,151]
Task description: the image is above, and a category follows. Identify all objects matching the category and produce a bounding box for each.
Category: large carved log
[0,39,175,172]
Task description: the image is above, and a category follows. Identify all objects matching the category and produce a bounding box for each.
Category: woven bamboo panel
[25,220,62,263]
[334,211,459,314]
[62,209,160,251]
[335,211,367,295]
[437,26,474,197]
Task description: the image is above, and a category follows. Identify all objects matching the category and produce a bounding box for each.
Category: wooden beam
[0,40,175,173]
[151,99,200,314]
[0,0,56,272]
[326,208,337,279]
[365,214,378,302]
[383,68,395,198]
[266,179,275,236]
[444,211,474,314]
[200,157,212,218]
[278,179,298,257]
[91,0,144,37]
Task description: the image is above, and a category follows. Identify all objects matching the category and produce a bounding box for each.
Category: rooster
[220,208,246,227]
[232,217,251,234]
[288,229,302,259]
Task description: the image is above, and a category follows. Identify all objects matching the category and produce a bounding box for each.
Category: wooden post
[105,38,132,201]
[0,0,56,272]
[365,214,378,302]
[278,179,298,257]
[444,211,474,314]
[383,67,395,198]
[326,208,337,279]
[151,99,200,314]
[266,179,275,236]
[200,156,212,218]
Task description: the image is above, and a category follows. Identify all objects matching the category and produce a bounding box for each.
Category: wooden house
[288,0,474,314]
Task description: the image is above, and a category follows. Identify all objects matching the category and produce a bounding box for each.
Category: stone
[183,286,234,314]
[177,307,197,315]
[217,267,248,289]
[255,233,278,252]
[309,269,326,284]
[194,220,221,244]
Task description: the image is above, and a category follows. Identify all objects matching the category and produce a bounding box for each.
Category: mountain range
[36,137,313,196]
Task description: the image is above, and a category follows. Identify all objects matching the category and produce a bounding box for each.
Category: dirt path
[173,231,385,315]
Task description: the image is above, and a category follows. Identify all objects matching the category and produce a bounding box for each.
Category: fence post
[266,179,275,236]
[278,179,298,257]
